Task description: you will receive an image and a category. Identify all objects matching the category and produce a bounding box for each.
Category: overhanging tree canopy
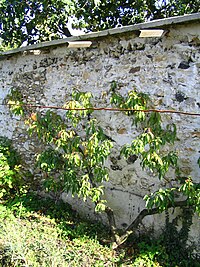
[0,0,74,48]
[74,0,200,31]
[0,1,199,48]
[0,0,200,48]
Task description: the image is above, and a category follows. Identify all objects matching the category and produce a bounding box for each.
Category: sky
[67,17,85,36]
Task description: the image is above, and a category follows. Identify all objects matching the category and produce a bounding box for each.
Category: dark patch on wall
[110,165,122,171]
[175,91,187,102]
[167,63,176,69]
[110,156,118,165]
[129,66,141,74]
[126,154,138,164]
[33,62,38,69]
[121,223,128,228]
[134,43,145,51]
[39,57,58,68]
[178,61,190,69]
[196,103,200,108]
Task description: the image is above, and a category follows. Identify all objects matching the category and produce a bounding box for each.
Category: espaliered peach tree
[7,85,200,246]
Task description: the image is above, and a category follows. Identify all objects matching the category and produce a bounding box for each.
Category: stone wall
[0,21,200,251]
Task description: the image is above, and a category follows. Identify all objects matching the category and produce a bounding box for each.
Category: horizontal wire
[1,103,200,116]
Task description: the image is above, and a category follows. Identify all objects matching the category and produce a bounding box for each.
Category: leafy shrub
[132,241,168,267]
[161,209,199,267]
[0,136,26,199]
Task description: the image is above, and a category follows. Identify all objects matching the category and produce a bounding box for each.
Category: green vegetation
[0,139,119,266]
[0,194,119,267]
[0,0,199,49]
[6,86,200,249]
[0,119,198,267]
[74,0,200,32]
[0,136,27,199]
[1,194,199,267]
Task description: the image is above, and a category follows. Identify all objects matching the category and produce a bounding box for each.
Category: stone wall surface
[0,22,200,252]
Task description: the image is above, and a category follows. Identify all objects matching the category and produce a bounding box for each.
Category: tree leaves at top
[74,0,200,31]
[0,0,74,48]
[0,0,199,49]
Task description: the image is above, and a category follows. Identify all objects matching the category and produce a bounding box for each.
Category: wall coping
[1,12,200,58]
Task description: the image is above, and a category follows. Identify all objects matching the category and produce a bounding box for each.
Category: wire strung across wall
[0,103,200,116]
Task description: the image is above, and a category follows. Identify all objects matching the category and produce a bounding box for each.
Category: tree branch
[113,199,191,249]
[104,206,123,246]
[126,200,188,233]
[3,103,200,117]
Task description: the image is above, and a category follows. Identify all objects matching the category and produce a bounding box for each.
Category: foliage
[111,90,178,179]
[0,0,74,48]
[128,235,199,267]
[7,87,200,214]
[74,0,200,32]
[131,241,168,267]
[6,87,25,115]
[179,178,200,214]
[25,91,113,212]
[0,194,120,267]
[0,0,200,49]
[0,41,18,52]
[6,86,200,251]
[109,86,200,215]
[144,177,200,215]
[1,194,199,267]
[160,209,198,267]
[0,136,27,199]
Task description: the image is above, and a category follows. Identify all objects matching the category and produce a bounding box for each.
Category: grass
[0,193,199,267]
[1,136,199,266]
[0,194,120,267]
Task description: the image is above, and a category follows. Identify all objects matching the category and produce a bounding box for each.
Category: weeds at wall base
[0,193,199,267]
